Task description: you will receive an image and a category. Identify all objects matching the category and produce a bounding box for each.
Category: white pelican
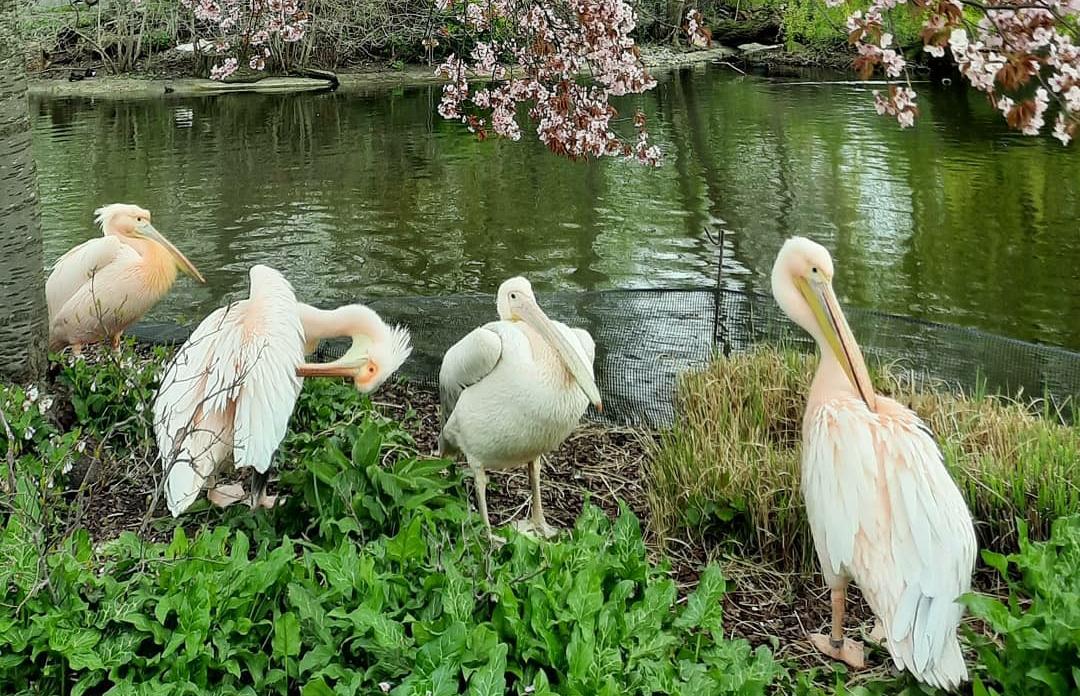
[154,264,412,516]
[438,277,602,540]
[47,204,205,352]
[771,237,976,690]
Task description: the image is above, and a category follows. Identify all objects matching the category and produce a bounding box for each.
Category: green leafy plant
[964,515,1080,696]
[54,342,168,448]
[0,355,785,696]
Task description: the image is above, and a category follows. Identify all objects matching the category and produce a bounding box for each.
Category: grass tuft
[646,345,1080,571]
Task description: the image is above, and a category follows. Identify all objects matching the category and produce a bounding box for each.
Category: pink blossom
[1053,112,1073,144]
[181,0,308,78]
[434,0,662,165]
[210,57,238,80]
[840,0,1080,142]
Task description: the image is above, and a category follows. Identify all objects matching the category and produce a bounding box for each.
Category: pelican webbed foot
[207,483,246,509]
[511,518,560,540]
[808,633,866,670]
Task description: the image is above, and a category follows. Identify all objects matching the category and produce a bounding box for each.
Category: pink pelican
[771,237,976,689]
[47,204,206,352]
[154,265,412,516]
[438,277,602,540]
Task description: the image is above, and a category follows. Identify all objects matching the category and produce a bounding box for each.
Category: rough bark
[0,0,48,383]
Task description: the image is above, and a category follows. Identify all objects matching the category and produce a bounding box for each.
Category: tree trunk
[0,0,48,384]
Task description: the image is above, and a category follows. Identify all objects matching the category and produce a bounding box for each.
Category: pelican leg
[809,583,865,669]
[248,469,278,510]
[471,464,503,546]
[513,457,559,539]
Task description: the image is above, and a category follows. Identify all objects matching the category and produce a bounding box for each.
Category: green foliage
[54,342,168,448]
[0,360,783,695]
[776,0,923,47]
[964,515,1080,696]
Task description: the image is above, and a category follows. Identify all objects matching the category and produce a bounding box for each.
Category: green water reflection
[30,64,1080,349]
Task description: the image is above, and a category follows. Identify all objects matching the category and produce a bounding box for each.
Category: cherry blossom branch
[179,0,310,79]
[830,0,1080,143]
[432,0,663,165]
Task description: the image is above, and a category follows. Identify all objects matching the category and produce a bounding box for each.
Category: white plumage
[154,265,304,516]
[438,277,601,539]
[47,204,204,351]
[771,236,976,691]
[803,397,976,689]
[440,320,596,465]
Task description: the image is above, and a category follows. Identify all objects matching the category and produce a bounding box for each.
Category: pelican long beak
[295,359,365,379]
[136,221,206,283]
[796,277,877,410]
[296,342,370,386]
[515,297,603,412]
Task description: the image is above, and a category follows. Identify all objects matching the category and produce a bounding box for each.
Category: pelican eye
[811,266,818,274]
[366,364,377,375]
[509,292,518,300]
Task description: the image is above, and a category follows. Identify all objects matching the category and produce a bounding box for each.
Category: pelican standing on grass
[771,237,976,690]
[154,264,412,516]
[47,204,206,352]
[438,276,602,540]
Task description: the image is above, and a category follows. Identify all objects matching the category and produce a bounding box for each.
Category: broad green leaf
[386,516,426,564]
[1027,665,1069,691]
[429,663,461,696]
[352,425,382,469]
[417,621,467,674]
[566,624,594,681]
[674,565,725,632]
[467,643,507,696]
[273,612,302,658]
[289,582,332,644]
[299,644,337,675]
[301,678,336,696]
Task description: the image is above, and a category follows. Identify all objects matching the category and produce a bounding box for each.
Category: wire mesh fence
[130,286,1080,429]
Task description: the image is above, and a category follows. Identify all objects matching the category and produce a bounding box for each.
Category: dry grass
[646,345,1080,571]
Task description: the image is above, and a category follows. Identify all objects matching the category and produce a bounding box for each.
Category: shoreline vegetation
[20,0,883,100]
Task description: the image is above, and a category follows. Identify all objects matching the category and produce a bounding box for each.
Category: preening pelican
[438,277,602,540]
[154,264,412,516]
[47,204,206,352]
[771,237,976,690]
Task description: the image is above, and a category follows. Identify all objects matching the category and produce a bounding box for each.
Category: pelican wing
[153,266,304,516]
[803,396,977,690]
[46,236,127,320]
[438,323,503,424]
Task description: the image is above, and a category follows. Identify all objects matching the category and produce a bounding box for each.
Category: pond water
[29,64,1080,351]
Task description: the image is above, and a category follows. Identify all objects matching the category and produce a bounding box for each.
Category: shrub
[965,515,1080,696]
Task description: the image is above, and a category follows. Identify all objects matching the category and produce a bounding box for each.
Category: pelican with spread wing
[438,276,602,540]
[771,237,976,690]
[154,264,412,516]
[47,204,205,352]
